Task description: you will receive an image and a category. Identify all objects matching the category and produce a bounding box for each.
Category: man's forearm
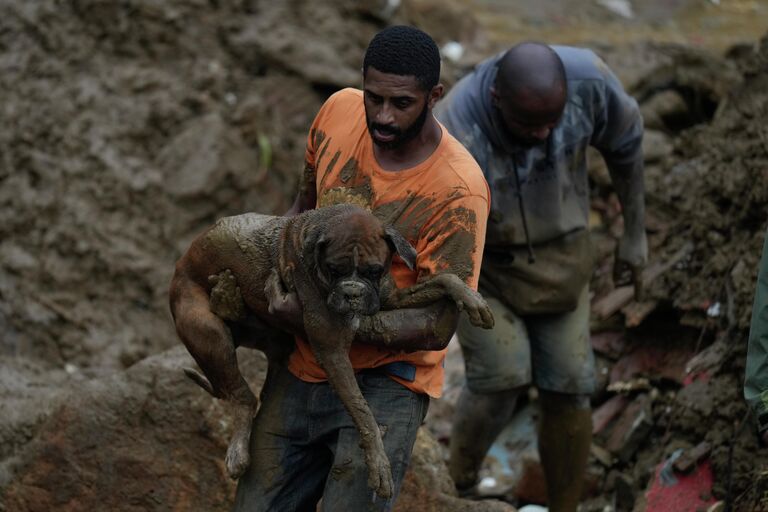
[607,159,645,239]
[356,300,460,352]
[285,163,318,216]
[267,289,460,351]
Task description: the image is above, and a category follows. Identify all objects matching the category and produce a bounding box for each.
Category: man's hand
[264,269,304,335]
[613,230,648,302]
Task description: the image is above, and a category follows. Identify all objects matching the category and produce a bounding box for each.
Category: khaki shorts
[457,285,595,395]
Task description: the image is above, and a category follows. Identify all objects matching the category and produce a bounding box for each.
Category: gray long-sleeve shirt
[435,46,644,250]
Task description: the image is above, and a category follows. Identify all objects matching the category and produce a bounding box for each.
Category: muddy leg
[538,390,592,512]
[311,341,393,499]
[449,385,520,490]
[170,278,257,480]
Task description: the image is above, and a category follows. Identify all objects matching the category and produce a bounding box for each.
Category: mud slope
[0,0,481,373]
[646,34,768,330]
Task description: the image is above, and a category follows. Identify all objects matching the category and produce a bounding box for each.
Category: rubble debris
[603,393,654,463]
[673,441,712,474]
[592,243,693,321]
[642,456,717,512]
[593,395,631,436]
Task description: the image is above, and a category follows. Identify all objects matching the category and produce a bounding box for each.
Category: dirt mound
[0,0,488,509]
[586,34,768,511]
[0,0,482,374]
[642,35,768,330]
[0,0,316,372]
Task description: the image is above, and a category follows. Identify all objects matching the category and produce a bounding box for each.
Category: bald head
[492,42,567,145]
[497,43,566,105]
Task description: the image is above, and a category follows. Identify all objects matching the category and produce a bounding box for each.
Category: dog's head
[309,207,415,320]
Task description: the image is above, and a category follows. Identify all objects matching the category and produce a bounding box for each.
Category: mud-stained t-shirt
[435,45,643,249]
[287,88,490,398]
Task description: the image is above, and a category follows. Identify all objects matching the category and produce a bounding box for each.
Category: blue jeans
[233,364,429,512]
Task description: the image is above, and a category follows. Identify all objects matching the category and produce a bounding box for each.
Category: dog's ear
[312,234,331,287]
[384,225,416,271]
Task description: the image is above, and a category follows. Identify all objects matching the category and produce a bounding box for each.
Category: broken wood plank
[592,243,693,320]
[673,442,711,474]
[592,394,630,435]
[622,299,660,327]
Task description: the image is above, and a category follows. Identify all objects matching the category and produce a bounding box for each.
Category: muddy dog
[169,204,493,499]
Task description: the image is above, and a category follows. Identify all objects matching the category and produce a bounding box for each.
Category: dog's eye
[362,266,384,281]
[327,264,347,280]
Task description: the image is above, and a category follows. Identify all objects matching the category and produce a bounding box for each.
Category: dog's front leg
[382,273,494,328]
[305,312,393,499]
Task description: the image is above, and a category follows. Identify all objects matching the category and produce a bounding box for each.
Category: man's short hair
[363,25,441,91]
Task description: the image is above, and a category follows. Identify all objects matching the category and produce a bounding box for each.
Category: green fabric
[745,229,768,432]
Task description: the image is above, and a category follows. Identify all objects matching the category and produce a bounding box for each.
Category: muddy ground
[1,0,767,510]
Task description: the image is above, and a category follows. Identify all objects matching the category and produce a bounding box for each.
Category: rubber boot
[538,390,592,512]
[448,384,521,491]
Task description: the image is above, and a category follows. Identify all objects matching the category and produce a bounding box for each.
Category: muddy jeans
[232,364,429,512]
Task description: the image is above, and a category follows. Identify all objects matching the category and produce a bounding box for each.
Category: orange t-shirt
[287,88,490,398]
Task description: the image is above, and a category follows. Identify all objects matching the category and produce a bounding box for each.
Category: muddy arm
[381,273,494,329]
[356,299,460,352]
[285,163,317,216]
[264,270,460,351]
[266,287,460,352]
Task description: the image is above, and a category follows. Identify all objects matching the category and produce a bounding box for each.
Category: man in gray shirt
[435,42,647,511]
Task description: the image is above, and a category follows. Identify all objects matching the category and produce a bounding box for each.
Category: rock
[642,129,673,164]
[640,89,689,131]
[603,393,654,463]
[220,3,369,88]
[0,346,267,511]
[632,45,742,132]
[592,394,631,436]
[591,330,627,360]
[0,345,511,511]
[395,428,517,512]
[157,112,261,200]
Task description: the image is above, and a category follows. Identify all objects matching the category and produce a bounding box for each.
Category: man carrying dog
[231,26,490,511]
[435,43,646,511]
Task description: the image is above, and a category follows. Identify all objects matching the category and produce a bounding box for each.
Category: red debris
[645,459,717,512]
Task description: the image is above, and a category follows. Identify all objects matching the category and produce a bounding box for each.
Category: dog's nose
[340,280,366,299]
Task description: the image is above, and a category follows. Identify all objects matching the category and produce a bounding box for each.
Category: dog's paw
[225,434,251,480]
[209,269,246,321]
[224,401,257,480]
[366,451,394,500]
[224,403,258,480]
[458,289,495,329]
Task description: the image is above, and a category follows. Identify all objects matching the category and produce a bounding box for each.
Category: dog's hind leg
[169,275,257,480]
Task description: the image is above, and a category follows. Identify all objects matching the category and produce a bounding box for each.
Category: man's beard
[366,101,429,151]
